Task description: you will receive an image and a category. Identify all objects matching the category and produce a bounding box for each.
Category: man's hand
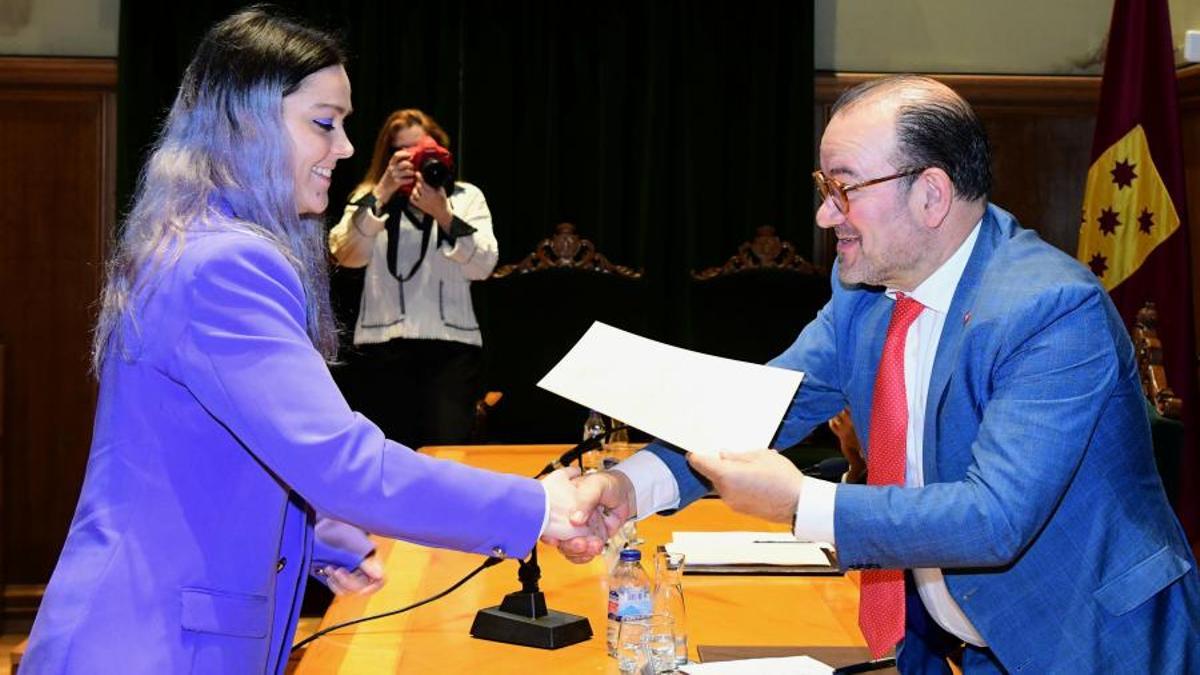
[687,450,805,524]
[539,467,607,554]
[323,555,386,596]
[544,470,638,564]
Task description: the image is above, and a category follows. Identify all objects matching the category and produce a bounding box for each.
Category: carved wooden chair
[1132,302,1183,420]
[1132,302,1185,506]
[474,223,647,443]
[688,225,830,364]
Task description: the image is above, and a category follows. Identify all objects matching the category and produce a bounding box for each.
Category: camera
[400,136,455,194]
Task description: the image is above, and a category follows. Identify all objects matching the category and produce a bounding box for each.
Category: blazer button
[491,546,505,558]
[277,557,287,573]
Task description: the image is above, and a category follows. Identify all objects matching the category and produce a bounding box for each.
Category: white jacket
[328,181,497,346]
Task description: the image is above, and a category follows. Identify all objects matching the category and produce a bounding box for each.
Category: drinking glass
[615,619,651,675]
[640,614,679,674]
[653,549,688,666]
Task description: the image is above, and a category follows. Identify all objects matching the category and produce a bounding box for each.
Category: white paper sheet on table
[684,654,834,675]
[537,322,804,456]
[667,531,833,567]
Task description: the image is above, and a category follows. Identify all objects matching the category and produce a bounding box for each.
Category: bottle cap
[618,548,641,562]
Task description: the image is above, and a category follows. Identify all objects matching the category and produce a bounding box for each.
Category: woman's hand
[373,149,414,206]
[409,173,454,230]
[322,555,386,596]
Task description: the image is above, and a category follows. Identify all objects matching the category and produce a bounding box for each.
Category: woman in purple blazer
[22,8,597,674]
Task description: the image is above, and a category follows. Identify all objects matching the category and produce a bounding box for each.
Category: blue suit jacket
[651,205,1200,673]
[24,227,546,674]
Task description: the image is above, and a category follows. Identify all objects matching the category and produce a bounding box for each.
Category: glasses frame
[812,168,926,214]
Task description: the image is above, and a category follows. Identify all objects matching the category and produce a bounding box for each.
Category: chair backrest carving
[476,223,646,442]
[1132,301,1183,419]
[686,226,829,363]
[691,226,822,280]
[492,222,642,279]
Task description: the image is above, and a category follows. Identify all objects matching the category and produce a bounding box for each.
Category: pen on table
[831,656,896,675]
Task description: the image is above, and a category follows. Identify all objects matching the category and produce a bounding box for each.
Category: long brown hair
[355,108,451,195]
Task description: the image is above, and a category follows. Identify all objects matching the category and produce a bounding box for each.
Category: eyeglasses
[812,168,925,214]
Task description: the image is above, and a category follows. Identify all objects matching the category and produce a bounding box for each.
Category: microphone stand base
[471,603,592,650]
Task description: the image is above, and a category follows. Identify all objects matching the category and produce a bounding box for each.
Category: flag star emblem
[1097,207,1121,236]
[1110,159,1137,188]
[1137,208,1154,235]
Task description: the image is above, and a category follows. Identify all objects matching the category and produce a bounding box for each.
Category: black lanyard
[384,198,445,282]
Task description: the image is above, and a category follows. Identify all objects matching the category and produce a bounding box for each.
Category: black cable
[291,555,505,653]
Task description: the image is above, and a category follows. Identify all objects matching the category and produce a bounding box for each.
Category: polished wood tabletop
[294,445,867,674]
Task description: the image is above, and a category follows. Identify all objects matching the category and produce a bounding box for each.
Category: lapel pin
[963,311,972,325]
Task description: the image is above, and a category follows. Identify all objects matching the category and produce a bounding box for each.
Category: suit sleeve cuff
[311,518,375,573]
[793,476,837,544]
[612,450,680,520]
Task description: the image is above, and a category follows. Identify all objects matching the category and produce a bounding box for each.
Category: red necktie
[858,293,924,658]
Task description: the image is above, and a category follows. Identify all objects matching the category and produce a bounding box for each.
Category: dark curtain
[118,1,815,346]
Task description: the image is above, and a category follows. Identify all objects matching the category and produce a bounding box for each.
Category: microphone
[534,424,629,478]
[471,423,631,649]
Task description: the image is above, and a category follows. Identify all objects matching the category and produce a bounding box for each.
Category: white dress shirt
[616,220,986,646]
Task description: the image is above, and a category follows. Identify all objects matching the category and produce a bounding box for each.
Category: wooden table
[295,445,868,673]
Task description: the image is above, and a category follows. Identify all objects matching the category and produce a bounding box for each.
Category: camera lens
[420,159,451,189]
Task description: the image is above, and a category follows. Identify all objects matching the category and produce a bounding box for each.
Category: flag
[1077,0,1199,538]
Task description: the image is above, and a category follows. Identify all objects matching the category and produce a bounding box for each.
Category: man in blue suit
[552,75,1200,672]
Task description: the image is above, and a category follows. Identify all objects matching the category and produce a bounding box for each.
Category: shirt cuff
[792,476,837,544]
[354,204,387,236]
[612,450,680,521]
[442,233,478,264]
[445,215,476,239]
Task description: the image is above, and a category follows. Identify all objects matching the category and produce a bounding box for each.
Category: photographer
[329,109,496,449]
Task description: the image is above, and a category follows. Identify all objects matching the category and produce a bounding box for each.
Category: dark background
[118,1,817,347]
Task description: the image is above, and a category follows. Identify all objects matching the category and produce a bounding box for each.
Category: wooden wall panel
[0,57,115,627]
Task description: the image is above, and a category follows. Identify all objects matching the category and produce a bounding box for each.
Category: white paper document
[667,531,833,567]
[537,322,804,455]
[684,655,834,675]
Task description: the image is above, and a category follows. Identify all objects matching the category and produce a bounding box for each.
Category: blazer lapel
[922,205,1009,483]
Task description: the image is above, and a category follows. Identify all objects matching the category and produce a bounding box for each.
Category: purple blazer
[24,226,546,674]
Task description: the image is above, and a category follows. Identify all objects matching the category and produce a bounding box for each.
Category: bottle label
[607,587,652,621]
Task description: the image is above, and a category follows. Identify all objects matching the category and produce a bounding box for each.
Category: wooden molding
[3,584,42,632]
[1178,64,1200,103]
[815,71,1101,109]
[0,57,117,89]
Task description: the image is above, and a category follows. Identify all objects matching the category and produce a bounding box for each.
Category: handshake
[536,448,811,563]
[536,467,639,563]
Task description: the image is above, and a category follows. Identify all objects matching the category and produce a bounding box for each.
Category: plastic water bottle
[607,548,652,657]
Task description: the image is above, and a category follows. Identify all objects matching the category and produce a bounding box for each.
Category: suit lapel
[922,206,1009,483]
